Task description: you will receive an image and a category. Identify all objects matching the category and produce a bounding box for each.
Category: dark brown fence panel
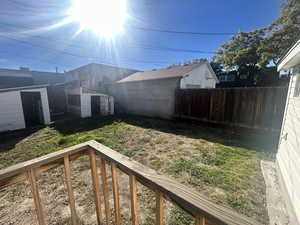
[175,87,288,132]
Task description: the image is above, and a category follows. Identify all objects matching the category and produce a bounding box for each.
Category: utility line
[0,35,172,66]
[0,22,216,54]
[128,25,236,36]
[0,10,237,36]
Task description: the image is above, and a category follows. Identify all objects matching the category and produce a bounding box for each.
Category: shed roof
[0,84,48,93]
[118,61,213,83]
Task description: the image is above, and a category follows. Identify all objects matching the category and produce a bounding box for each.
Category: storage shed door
[91,96,101,116]
[21,91,44,127]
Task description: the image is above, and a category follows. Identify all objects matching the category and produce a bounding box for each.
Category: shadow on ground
[0,127,43,153]
[51,114,278,156]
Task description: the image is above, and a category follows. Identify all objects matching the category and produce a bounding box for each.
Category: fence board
[175,87,288,132]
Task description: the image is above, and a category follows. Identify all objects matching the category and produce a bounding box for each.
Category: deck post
[27,169,46,225]
[129,174,139,225]
[156,192,165,225]
[89,150,103,225]
[63,155,78,225]
[111,163,121,225]
[100,157,112,224]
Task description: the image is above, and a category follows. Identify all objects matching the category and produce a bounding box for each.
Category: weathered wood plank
[89,150,103,225]
[0,172,27,189]
[174,87,287,132]
[0,151,87,189]
[63,156,78,225]
[90,140,261,225]
[100,158,111,224]
[0,143,88,181]
[156,192,165,225]
[27,169,46,225]
[111,163,121,225]
[129,174,139,225]
[195,216,206,225]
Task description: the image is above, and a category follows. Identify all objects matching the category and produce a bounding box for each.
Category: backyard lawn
[0,115,274,225]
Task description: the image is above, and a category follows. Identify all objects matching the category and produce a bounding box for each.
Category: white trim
[278,40,300,71]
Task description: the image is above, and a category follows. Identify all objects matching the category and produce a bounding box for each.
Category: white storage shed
[0,85,51,132]
[65,82,114,118]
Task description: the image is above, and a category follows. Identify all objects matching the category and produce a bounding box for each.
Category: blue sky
[0,0,281,72]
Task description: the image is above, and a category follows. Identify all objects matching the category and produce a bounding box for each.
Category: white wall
[0,91,25,132]
[180,63,217,89]
[277,65,300,224]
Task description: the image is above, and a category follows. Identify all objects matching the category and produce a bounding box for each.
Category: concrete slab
[261,160,290,225]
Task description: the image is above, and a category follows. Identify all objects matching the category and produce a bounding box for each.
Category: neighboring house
[0,67,65,88]
[0,67,34,88]
[179,61,218,89]
[277,39,300,225]
[65,63,138,94]
[0,85,51,132]
[111,62,219,119]
[31,70,65,85]
[64,63,137,118]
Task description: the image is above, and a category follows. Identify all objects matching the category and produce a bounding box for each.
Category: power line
[0,22,216,54]
[0,11,237,36]
[127,25,236,36]
[0,34,172,66]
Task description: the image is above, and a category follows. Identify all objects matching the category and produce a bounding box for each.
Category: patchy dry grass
[0,115,274,224]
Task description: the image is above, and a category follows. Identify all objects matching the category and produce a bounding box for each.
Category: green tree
[214,30,264,82]
[258,0,300,66]
[210,61,224,76]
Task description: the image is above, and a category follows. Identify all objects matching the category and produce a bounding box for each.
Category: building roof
[118,62,209,83]
[0,84,49,93]
[0,68,32,78]
[278,39,300,71]
[67,63,139,74]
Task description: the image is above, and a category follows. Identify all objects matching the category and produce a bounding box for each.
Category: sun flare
[69,0,127,38]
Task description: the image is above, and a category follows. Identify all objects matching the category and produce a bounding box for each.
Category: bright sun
[69,0,127,38]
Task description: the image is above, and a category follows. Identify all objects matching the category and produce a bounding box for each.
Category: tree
[214,30,264,82]
[210,61,223,76]
[258,0,300,66]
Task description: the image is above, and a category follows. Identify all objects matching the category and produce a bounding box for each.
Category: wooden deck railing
[0,140,261,225]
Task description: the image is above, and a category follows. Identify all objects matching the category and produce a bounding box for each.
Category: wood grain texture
[195,216,206,225]
[156,192,165,225]
[129,174,139,225]
[63,156,78,225]
[0,151,86,189]
[89,150,103,225]
[100,157,111,224]
[174,87,288,132]
[0,143,88,180]
[111,163,121,225]
[27,169,46,225]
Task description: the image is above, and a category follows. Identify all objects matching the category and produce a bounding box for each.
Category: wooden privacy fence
[0,140,261,225]
[175,87,288,132]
